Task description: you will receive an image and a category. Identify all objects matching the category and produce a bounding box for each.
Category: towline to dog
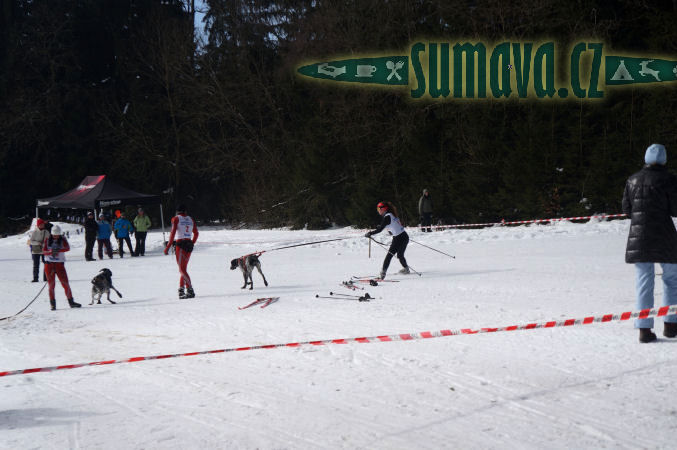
[232,235,358,261]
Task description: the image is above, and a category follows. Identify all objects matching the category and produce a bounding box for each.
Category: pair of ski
[351,276,400,283]
[340,280,364,291]
[316,292,372,302]
[238,297,279,310]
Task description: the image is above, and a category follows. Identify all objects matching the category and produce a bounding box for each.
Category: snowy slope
[1,220,676,449]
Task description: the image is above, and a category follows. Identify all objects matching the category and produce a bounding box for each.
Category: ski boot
[639,328,657,343]
[50,299,56,311]
[664,322,677,338]
[68,298,81,308]
[379,270,386,280]
[398,267,410,274]
[185,287,195,299]
[179,287,187,299]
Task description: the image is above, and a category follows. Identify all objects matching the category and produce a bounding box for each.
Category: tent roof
[37,175,160,209]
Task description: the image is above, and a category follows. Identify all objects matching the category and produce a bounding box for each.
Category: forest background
[1,0,676,234]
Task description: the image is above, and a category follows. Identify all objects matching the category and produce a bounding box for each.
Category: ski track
[2,221,677,448]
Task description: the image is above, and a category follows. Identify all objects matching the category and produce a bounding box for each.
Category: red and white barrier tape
[2,305,675,377]
[414,213,628,230]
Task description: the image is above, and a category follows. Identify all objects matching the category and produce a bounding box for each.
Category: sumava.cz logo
[297,41,677,100]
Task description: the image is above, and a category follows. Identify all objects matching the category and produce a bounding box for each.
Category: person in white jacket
[364,201,411,280]
[29,218,50,282]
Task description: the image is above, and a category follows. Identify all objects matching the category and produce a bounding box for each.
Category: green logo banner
[297,56,408,85]
[606,56,677,85]
[297,43,677,100]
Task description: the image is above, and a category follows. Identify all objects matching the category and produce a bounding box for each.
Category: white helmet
[51,225,62,235]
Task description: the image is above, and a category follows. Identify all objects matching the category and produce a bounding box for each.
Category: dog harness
[238,251,264,268]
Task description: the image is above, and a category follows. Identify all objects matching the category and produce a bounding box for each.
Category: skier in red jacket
[42,225,81,310]
[164,204,199,299]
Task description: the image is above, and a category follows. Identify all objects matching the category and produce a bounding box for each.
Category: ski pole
[368,237,388,249]
[330,291,360,297]
[406,265,422,277]
[409,238,455,259]
[369,236,422,277]
[329,292,372,299]
[315,294,371,302]
[369,237,421,276]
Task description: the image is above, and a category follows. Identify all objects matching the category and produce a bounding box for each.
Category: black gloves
[364,231,372,238]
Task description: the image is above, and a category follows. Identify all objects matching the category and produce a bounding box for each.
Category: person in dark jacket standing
[623,143,677,343]
[418,189,433,232]
[365,201,410,280]
[83,211,98,261]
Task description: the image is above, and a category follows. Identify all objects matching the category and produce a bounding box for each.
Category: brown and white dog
[230,255,268,290]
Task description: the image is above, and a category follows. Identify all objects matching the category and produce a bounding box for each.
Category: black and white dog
[90,268,123,305]
[230,255,269,290]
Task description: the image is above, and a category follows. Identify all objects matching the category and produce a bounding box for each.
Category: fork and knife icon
[386,60,405,81]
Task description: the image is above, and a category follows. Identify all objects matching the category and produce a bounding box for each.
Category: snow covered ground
[1,219,676,449]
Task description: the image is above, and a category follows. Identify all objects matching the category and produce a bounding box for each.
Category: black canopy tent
[36,175,166,238]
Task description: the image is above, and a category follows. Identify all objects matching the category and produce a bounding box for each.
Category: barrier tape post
[2,305,675,378]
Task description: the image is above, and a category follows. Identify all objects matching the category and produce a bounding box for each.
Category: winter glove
[48,243,62,255]
[164,246,170,255]
[364,231,372,238]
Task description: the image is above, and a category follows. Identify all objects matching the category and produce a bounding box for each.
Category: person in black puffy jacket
[84,211,98,261]
[622,143,677,343]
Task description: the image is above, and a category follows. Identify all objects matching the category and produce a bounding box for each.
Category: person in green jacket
[133,208,152,256]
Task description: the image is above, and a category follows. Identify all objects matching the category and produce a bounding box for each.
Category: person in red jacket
[164,204,199,299]
[42,225,81,310]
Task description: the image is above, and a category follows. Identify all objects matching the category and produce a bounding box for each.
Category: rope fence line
[174,215,628,250]
[2,305,675,378]
[413,213,628,230]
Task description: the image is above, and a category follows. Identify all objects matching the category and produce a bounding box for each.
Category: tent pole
[160,204,166,243]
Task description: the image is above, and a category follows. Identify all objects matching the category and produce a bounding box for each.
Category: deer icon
[639,60,661,81]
